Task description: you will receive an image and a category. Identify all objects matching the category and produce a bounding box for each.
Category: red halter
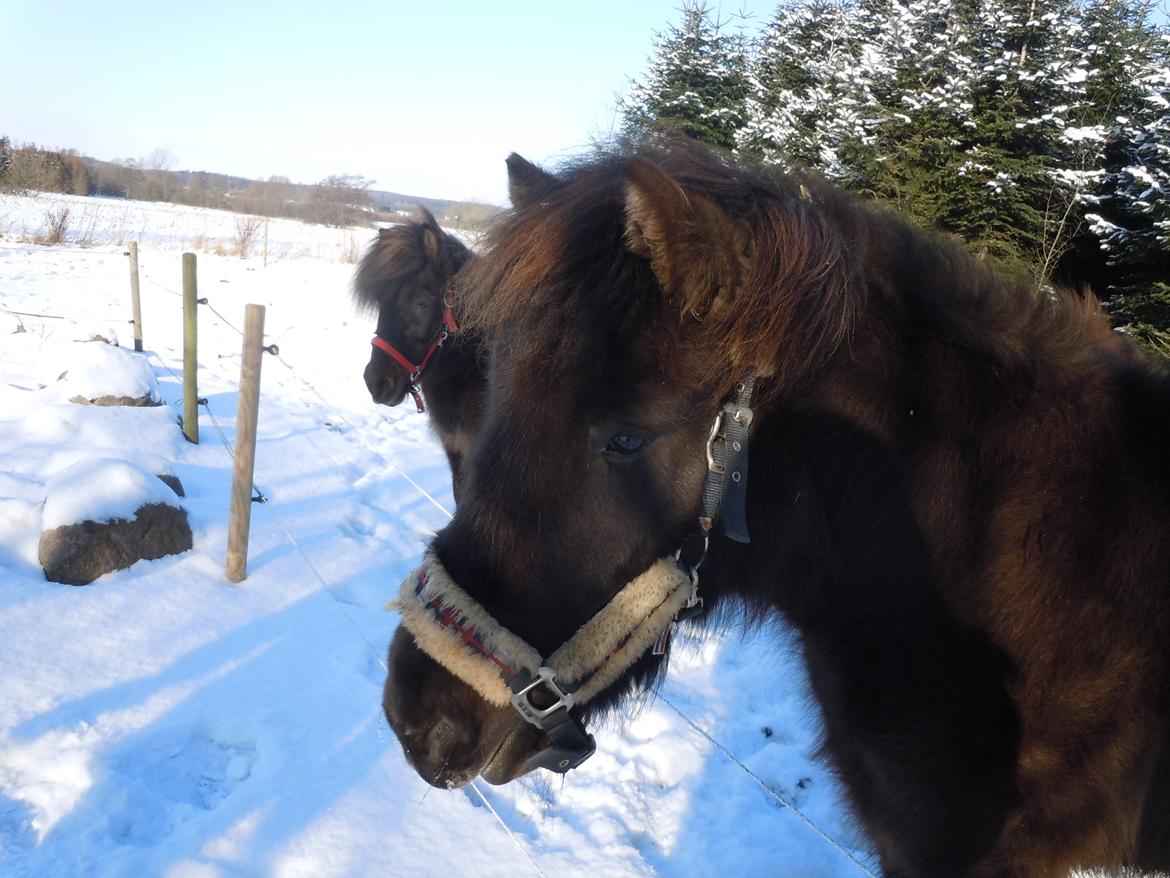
[370,293,460,413]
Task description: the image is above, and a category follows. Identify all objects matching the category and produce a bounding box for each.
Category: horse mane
[457,138,1125,396]
[352,206,473,316]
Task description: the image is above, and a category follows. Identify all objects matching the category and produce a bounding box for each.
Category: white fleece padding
[390,553,693,710]
[546,559,692,704]
[391,554,541,706]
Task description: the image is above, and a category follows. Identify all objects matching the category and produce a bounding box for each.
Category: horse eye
[605,431,648,456]
[416,300,429,311]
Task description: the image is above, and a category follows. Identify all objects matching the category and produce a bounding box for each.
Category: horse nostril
[370,377,394,404]
[428,716,464,751]
[423,714,476,769]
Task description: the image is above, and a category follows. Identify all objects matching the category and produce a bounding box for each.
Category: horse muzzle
[383,625,546,789]
[364,359,410,407]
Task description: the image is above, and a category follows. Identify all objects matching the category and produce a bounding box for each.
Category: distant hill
[81,155,502,231]
[0,137,500,233]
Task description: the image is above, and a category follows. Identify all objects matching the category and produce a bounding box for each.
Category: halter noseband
[371,292,460,413]
[390,374,756,774]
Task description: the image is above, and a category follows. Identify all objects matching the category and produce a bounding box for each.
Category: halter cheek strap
[371,294,460,413]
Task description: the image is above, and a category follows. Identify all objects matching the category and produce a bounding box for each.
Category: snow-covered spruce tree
[835,0,983,220]
[738,0,1094,271]
[1081,20,1169,277]
[915,0,1090,268]
[618,2,751,150]
[1086,30,1170,357]
[736,0,866,175]
[1046,1,1165,295]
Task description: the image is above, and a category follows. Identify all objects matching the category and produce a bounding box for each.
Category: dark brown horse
[383,141,1170,876]
[353,208,484,496]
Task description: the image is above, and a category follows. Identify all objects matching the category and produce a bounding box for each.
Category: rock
[68,393,161,407]
[57,341,161,407]
[39,502,193,586]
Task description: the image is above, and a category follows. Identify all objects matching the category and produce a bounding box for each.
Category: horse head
[353,207,469,409]
[383,143,852,788]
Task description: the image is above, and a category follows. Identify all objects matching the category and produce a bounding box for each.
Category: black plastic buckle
[526,707,596,773]
[510,667,596,773]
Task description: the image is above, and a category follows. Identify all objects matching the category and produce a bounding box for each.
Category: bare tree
[307,174,374,227]
[143,147,176,201]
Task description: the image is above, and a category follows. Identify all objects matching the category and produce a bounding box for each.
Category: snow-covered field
[0,192,372,265]
[0,193,874,878]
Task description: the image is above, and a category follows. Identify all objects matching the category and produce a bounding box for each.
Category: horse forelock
[352,219,470,316]
[457,159,662,375]
[471,138,1135,410]
[458,143,866,399]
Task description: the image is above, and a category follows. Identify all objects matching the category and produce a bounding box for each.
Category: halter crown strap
[701,375,755,543]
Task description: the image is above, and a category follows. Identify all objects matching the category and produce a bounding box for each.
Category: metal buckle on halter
[706,402,753,472]
[509,666,576,726]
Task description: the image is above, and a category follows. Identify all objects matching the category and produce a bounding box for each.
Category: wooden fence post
[127,241,143,351]
[226,304,266,583]
[262,217,269,269]
[182,252,199,444]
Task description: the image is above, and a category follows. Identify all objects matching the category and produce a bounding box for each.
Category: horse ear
[506,153,556,209]
[414,205,442,265]
[623,157,751,318]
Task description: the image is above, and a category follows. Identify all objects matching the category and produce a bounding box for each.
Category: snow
[0,193,871,877]
[41,458,182,530]
[1064,125,1105,142]
[56,340,162,404]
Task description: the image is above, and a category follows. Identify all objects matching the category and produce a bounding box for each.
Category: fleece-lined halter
[391,374,756,773]
[371,291,460,413]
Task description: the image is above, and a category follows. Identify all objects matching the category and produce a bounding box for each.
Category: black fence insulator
[263,344,280,356]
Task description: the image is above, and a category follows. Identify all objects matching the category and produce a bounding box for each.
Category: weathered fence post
[127,241,143,351]
[226,304,266,583]
[182,252,199,444]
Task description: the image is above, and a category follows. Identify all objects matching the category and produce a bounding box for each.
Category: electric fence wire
[659,698,879,877]
[147,351,266,503]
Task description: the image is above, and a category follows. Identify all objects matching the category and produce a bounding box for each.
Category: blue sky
[2,1,776,205]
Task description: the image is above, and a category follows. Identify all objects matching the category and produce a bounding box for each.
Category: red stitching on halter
[371,297,459,414]
[414,568,520,680]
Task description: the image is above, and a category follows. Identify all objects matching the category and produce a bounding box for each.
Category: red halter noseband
[371,293,460,413]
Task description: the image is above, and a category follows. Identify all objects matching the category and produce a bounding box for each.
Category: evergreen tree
[619,2,750,150]
[0,136,11,181]
[838,0,981,216]
[624,0,1168,321]
[737,0,865,174]
[1082,23,1169,284]
[1085,32,1170,357]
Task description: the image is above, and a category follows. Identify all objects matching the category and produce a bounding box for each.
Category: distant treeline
[0,137,500,231]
